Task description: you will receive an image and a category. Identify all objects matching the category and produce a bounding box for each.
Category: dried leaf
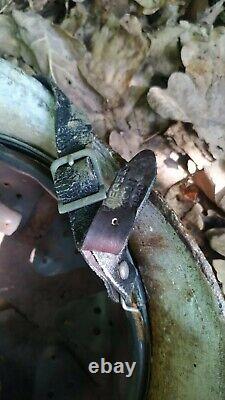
[199,0,225,26]
[180,182,199,202]
[60,4,88,37]
[182,203,204,245]
[192,170,215,202]
[78,14,149,108]
[148,24,225,160]
[187,159,197,174]
[0,14,36,66]
[166,122,212,169]
[184,203,204,230]
[134,0,164,14]
[0,15,19,56]
[206,228,225,257]
[157,154,187,195]
[190,160,225,212]
[28,0,50,11]
[204,161,225,210]
[146,25,184,78]
[165,181,195,218]
[213,259,225,294]
[94,0,130,20]
[186,0,209,21]
[12,10,103,127]
[0,0,13,14]
[109,100,169,160]
[109,129,142,161]
[180,25,225,94]
[148,25,225,159]
[133,0,190,15]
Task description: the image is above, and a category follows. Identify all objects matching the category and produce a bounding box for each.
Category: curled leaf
[199,0,225,26]
[78,14,149,108]
[166,122,212,169]
[207,228,225,257]
[12,10,103,124]
[134,0,190,15]
[0,14,36,66]
[213,259,225,294]
[60,4,88,37]
[148,25,225,160]
[146,25,184,78]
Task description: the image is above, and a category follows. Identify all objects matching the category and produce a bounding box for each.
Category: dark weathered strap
[81,150,156,304]
[82,150,156,254]
[51,86,119,248]
[50,85,157,304]
[54,88,94,155]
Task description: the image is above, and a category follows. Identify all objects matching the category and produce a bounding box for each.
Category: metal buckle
[51,148,107,214]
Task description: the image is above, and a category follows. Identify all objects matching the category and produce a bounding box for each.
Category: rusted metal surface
[130,191,225,400]
[0,156,141,400]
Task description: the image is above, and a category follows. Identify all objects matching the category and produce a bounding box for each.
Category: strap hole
[111,218,119,226]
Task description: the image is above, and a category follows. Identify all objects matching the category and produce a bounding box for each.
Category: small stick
[0,0,13,14]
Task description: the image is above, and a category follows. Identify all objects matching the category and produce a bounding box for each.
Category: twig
[0,0,13,14]
[28,0,34,9]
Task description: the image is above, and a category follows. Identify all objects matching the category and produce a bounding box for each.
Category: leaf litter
[1,0,225,291]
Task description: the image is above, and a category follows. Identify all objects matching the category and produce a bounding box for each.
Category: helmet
[0,59,224,400]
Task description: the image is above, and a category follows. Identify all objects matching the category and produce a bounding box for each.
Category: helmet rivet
[119,261,129,280]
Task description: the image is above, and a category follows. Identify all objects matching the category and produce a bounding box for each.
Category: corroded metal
[1,59,225,400]
[0,149,142,400]
[130,192,225,400]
